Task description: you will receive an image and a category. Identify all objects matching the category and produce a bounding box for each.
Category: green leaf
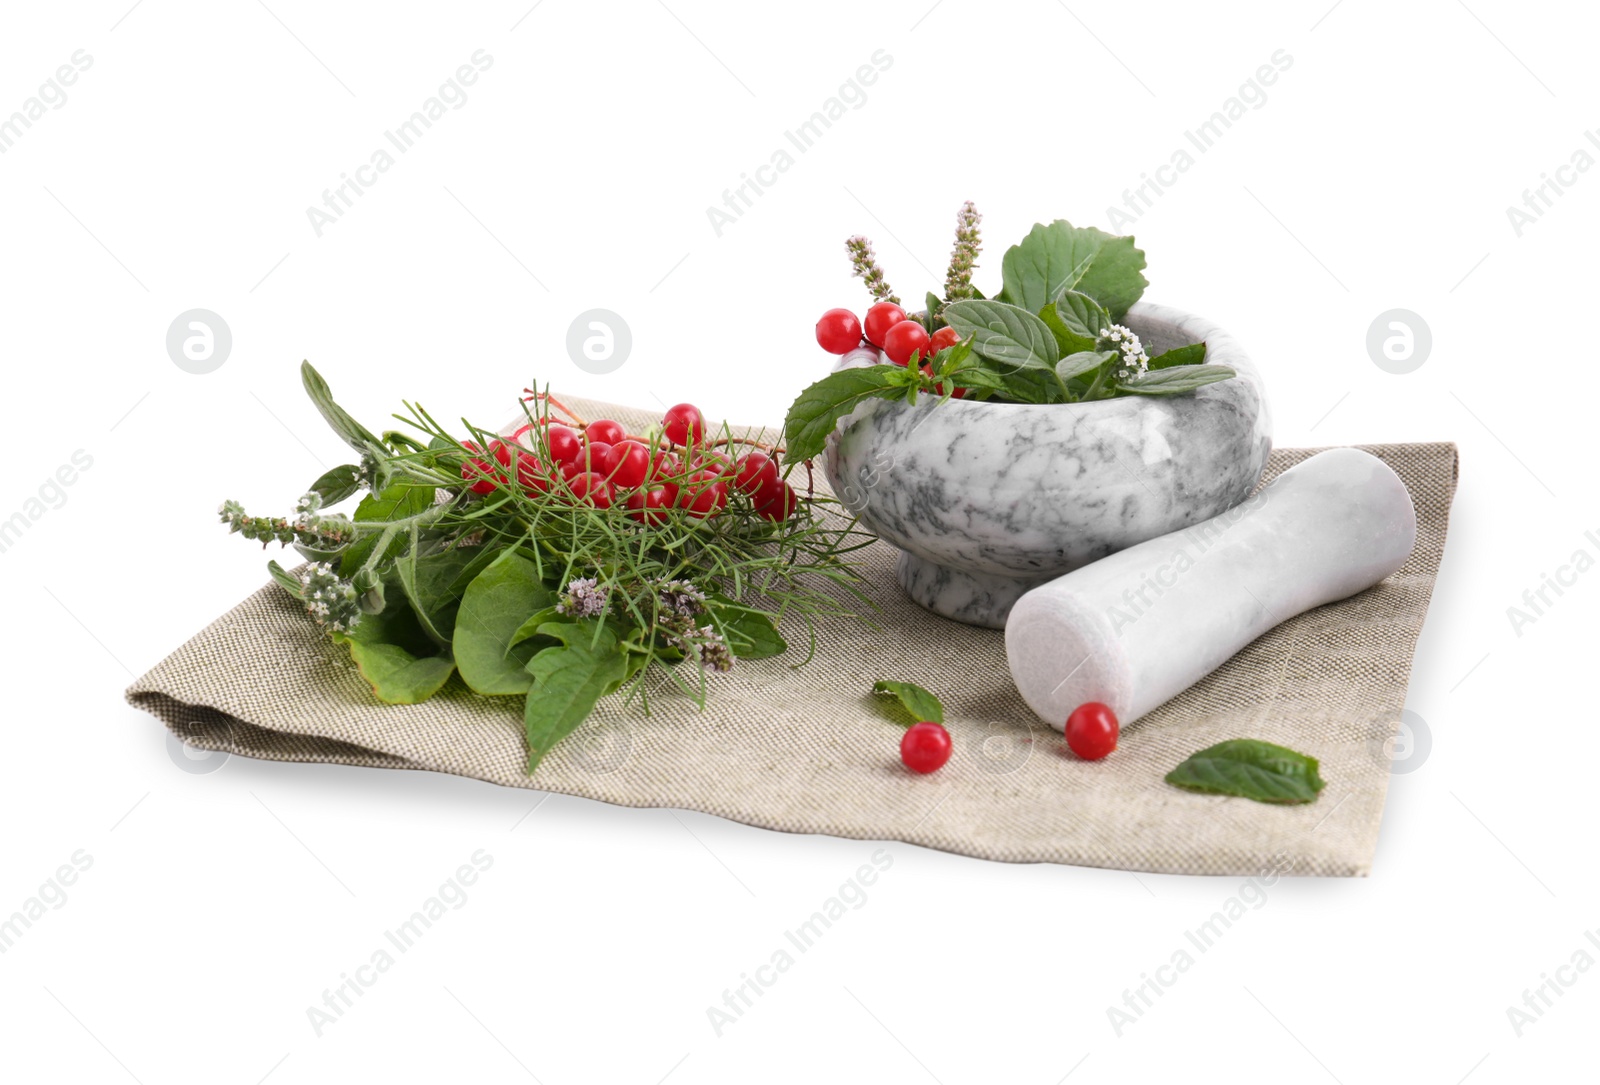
[997,367,1071,404]
[308,464,363,505]
[925,290,944,327]
[301,361,384,453]
[396,540,483,645]
[997,220,1147,318]
[1056,350,1115,384]
[1054,289,1113,341]
[871,680,945,725]
[338,483,437,576]
[1115,364,1237,396]
[452,552,556,696]
[523,621,629,772]
[707,598,787,659]
[1164,739,1326,804]
[510,606,566,647]
[331,601,455,705]
[782,365,903,464]
[942,300,1059,371]
[1038,303,1097,357]
[1148,342,1207,369]
[266,560,303,600]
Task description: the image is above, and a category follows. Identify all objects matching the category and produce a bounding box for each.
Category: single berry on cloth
[901,722,952,774]
[1065,702,1118,760]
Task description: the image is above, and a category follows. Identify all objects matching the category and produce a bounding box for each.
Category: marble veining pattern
[823,302,1272,627]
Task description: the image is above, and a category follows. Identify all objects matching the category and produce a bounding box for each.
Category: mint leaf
[301,361,384,453]
[1057,350,1114,383]
[1054,289,1113,341]
[452,552,556,696]
[1039,302,1097,357]
[396,539,482,645]
[338,482,436,575]
[266,559,304,600]
[782,365,902,464]
[523,621,629,772]
[872,680,944,724]
[707,597,787,659]
[1116,364,1236,396]
[331,599,455,705]
[997,221,1148,318]
[942,300,1059,371]
[308,464,363,505]
[1149,342,1207,369]
[1165,739,1326,804]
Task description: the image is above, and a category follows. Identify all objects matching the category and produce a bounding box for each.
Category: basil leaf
[942,300,1059,371]
[331,599,455,705]
[452,552,556,695]
[1057,350,1115,383]
[925,290,944,326]
[523,621,629,772]
[1165,739,1326,804]
[510,606,565,647]
[1149,342,1207,369]
[1116,364,1236,396]
[308,464,363,505]
[872,680,945,724]
[997,220,1148,318]
[997,367,1071,404]
[301,361,384,453]
[782,365,904,464]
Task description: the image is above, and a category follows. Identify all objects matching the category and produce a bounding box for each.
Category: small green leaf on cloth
[1164,739,1326,804]
[871,680,945,725]
[330,600,455,705]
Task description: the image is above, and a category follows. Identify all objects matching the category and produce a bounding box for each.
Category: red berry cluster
[815,302,964,396]
[459,403,799,524]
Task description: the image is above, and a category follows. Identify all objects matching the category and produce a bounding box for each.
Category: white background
[0,0,1593,1081]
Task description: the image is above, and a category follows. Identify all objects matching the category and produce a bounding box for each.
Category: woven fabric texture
[128,395,1458,876]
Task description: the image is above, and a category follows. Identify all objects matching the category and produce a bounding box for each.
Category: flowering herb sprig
[846,235,899,305]
[785,208,1240,462]
[224,363,875,772]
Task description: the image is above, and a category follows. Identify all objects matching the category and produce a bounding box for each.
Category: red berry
[516,454,551,494]
[649,449,682,482]
[625,486,673,526]
[662,403,705,448]
[582,441,613,476]
[928,326,960,355]
[568,472,614,508]
[585,418,627,446]
[545,425,583,466]
[753,479,798,521]
[900,722,952,774]
[680,471,728,518]
[460,441,504,495]
[1065,702,1119,760]
[864,302,907,348]
[605,439,651,490]
[691,450,735,480]
[733,452,778,495]
[883,320,931,366]
[815,308,864,354]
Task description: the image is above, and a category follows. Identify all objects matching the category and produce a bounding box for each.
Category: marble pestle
[1005,448,1417,730]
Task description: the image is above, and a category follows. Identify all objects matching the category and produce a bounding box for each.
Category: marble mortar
[822,302,1272,628]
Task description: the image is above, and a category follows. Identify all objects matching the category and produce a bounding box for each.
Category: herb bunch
[223,363,875,772]
[783,208,1239,462]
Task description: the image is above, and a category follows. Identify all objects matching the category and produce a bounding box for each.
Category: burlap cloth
[127,395,1458,877]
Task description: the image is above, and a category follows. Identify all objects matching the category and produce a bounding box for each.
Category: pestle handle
[1004,448,1417,729]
